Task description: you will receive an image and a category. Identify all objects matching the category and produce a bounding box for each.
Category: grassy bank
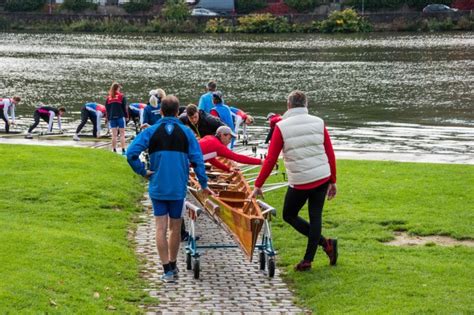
[0,145,149,312]
[264,160,473,313]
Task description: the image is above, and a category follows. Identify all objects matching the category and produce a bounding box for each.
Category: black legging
[28,111,50,133]
[76,107,98,137]
[0,111,9,133]
[282,182,329,262]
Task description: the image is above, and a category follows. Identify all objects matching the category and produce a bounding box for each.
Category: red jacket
[199,135,261,172]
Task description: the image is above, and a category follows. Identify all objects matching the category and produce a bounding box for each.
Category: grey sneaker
[160,271,175,283]
[25,133,33,139]
[73,134,80,141]
[172,267,179,279]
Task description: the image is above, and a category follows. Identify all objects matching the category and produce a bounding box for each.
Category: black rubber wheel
[186,252,192,270]
[193,259,200,279]
[259,251,266,270]
[268,258,275,278]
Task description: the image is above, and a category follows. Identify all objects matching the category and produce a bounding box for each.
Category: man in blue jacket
[127,95,211,283]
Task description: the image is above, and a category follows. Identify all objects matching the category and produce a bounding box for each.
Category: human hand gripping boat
[186,158,281,279]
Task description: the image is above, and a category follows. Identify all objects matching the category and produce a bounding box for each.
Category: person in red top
[252,90,338,272]
[105,82,128,155]
[264,112,282,144]
[199,126,262,172]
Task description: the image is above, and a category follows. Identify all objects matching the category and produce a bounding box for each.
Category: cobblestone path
[135,194,306,314]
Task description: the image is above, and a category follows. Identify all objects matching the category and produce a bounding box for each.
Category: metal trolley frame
[184,199,277,280]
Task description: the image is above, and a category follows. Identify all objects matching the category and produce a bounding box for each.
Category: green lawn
[1,144,473,313]
[0,144,151,313]
[263,160,474,314]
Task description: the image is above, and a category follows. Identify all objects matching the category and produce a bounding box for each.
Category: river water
[0,32,473,156]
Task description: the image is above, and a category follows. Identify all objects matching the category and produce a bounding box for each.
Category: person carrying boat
[264,112,282,144]
[128,102,146,132]
[199,125,262,172]
[105,82,128,155]
[179,104,224,139]
[230,106,254,143]
[252,90,338,272]
[0,96,21,133]
[25,105,66,138]
[126,95,211,283]
[142,89,166,129]
[73,102,106,141]
[198,80,217,114]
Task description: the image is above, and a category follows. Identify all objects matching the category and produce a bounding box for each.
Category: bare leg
[111,128,118,151]
[168,217,182,262]
[155,216,169,265]
[119,127,126,151]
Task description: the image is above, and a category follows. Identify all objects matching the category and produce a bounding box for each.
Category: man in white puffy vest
[252,90,338,271]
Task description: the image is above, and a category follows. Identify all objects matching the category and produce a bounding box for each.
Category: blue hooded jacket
[127,117,208,200]
[142,103,162,126]
[212,103,235,131]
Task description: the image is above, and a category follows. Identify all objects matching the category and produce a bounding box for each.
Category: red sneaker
[323,238,338,266]
[294,260,312,271]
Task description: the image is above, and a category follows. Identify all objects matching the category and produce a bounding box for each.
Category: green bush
[320,8,372,33]
[122,0,152,13]
[162,0,190,21]
[426,18,455,31]
[5,0,45,12]
[284,0,320,12]
[236,0,267,14]
[345,0,452,11]
[61,0,97,12]
[0,16,11,30]
[237,14,291,33]
[456,16,474,30]
[205,18,233,33]
[65,19,99,32]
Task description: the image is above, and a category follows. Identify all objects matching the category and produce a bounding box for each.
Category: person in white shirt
[0,96,21,133]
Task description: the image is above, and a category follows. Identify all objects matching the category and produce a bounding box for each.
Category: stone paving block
[136,194,306,314]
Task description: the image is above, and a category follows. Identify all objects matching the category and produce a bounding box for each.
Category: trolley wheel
[267,258,275,278]
[186,252,192,270]
[193,259,200,279]
[259,251,266,270]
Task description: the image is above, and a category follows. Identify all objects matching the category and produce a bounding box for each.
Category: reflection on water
[0,32,472,155]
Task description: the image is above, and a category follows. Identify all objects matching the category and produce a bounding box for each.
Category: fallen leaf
[93,292,100,299]
[107,305,116,310]
[49,299,57,306]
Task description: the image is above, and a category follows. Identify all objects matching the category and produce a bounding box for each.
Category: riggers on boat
[186,158,277,279]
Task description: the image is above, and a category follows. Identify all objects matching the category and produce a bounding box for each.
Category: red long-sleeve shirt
[199,135,262,172]
[255,125,336,189]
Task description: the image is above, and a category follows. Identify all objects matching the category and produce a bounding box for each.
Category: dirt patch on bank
[385,232,474,247]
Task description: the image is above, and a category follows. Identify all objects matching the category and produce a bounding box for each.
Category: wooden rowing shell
[188,159,264,261]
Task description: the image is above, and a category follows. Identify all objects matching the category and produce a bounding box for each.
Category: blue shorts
[152,199,185,219]
[109,118,126,129]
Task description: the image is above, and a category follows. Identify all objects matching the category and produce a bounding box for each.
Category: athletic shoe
[121,150,127,156]
[73,134,80,141]
[172,267,179,279]
[323,238,338,266]
[24,133,33,139]
[294,260,312,272]
[160,271,175,283]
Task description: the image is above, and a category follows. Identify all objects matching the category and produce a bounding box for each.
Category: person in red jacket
[199,126,262,172]
[265,112,282,144]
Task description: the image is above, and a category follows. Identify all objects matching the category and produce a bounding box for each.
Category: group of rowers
[1,81,338,282]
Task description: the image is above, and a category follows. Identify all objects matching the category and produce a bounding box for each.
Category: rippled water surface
[0,32,473,154]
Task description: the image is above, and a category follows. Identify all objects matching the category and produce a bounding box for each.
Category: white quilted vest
[277,107,330,185]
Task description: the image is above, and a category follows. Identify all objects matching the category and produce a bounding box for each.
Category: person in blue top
[209,91,236,149]
[142,89,166,129]
[197,80,217,114]
[127,95,212,283]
